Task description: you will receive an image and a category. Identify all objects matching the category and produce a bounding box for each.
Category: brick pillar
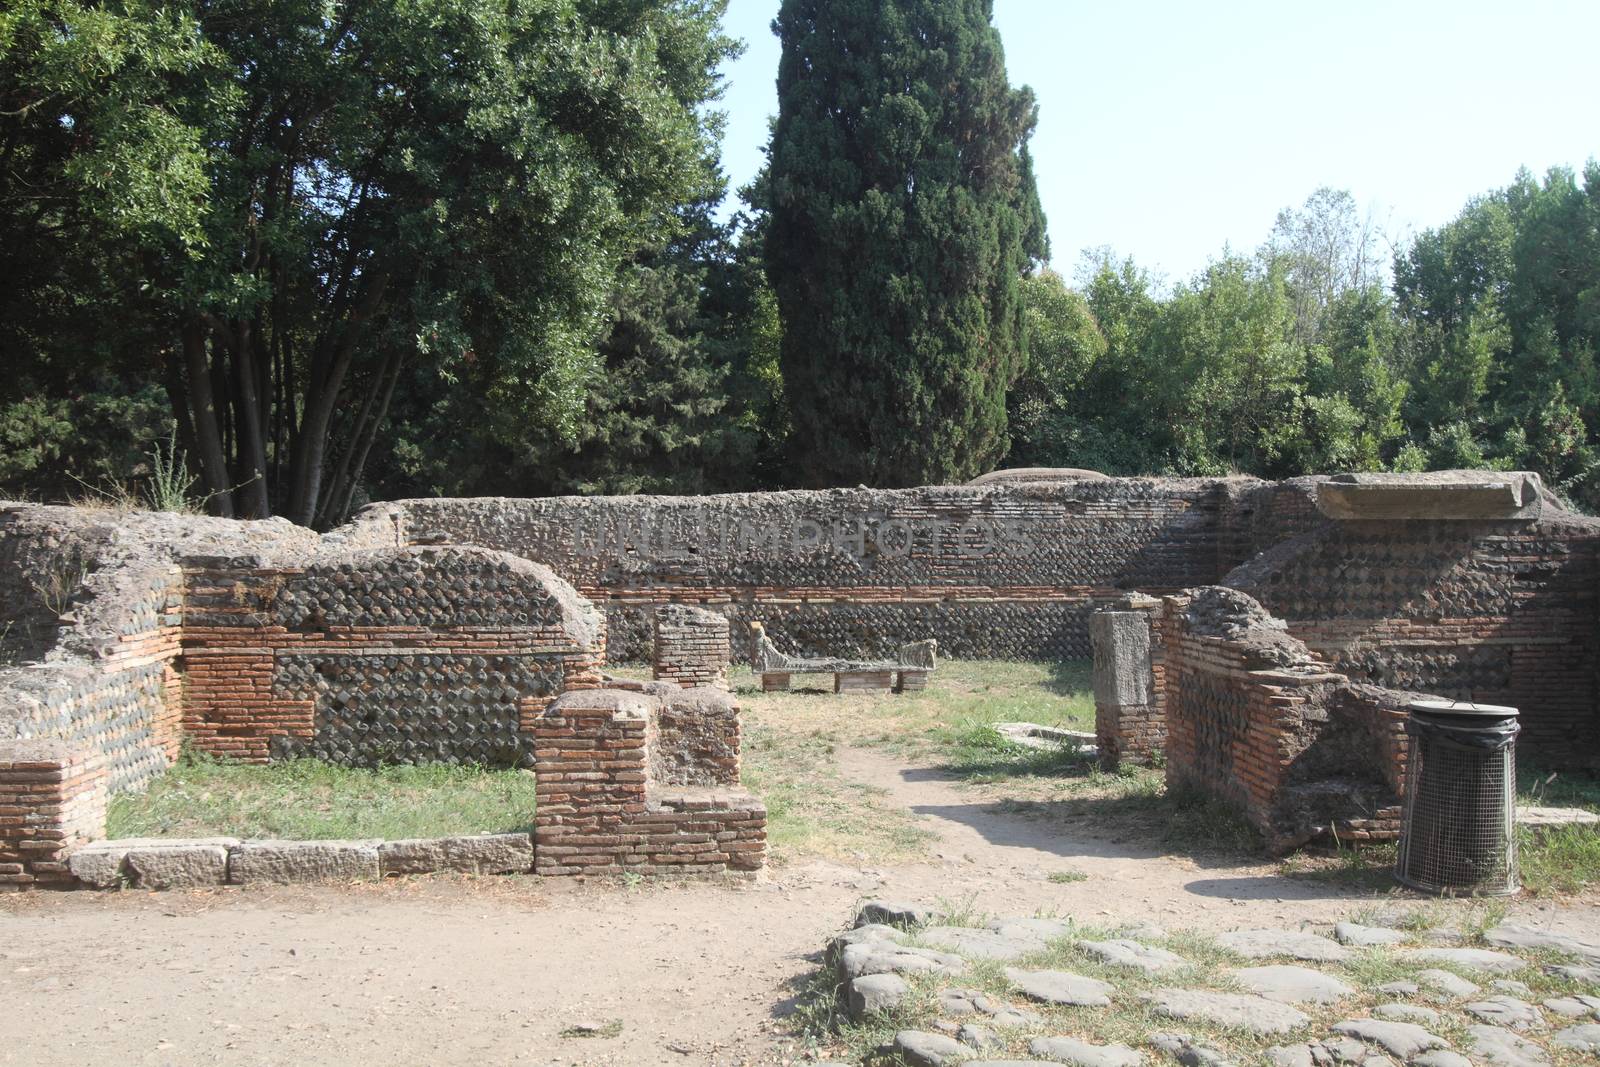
[1091,608,1160,768]
[0,740,107,890]
[532,690,651,874]
[652,605,731,690]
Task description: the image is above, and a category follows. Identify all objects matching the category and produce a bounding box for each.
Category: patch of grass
[739,722,935,865]
[731,659,1095,770]
[1517,764,1600,897]
[1520,765,1600,810]
[1162,784,1263,853]
[106,751,537,840]
[560,1019,623,1039]
[1518,823,1600,895]
[937,719,1094,782]
[1046,868,1088,884]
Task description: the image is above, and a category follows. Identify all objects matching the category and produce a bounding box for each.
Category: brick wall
[1230,514,1600,762]
[650,686,741,787]
[1155,588,1420,852]
[0,740,107,890]
[533,689,764,875]
[653,604,731,689]
[181,546,605,766]
[368,478,1293,661]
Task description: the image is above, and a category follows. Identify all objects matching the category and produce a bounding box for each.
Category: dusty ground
[4,746,1596,1067]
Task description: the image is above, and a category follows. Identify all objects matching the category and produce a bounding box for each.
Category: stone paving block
[1143,989,1309,1035]
[228,840,380,884]
[1029,1035,1143,1067]
[125,843,231,889]
[377,834,533,876]
[1231,965,1355,1005]
[1402,948,1526,975]
[1217,928,1351,962]
[1005,968,1114,1007]
[847,973,908,1020]
[1330,1019,1447,1060]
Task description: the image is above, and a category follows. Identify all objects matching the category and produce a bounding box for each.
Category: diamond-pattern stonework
[273,653,557,767]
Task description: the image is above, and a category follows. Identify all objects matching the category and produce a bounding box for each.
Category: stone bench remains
[749,622,936,694]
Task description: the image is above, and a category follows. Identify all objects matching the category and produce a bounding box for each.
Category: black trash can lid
[1408,699,1519,719]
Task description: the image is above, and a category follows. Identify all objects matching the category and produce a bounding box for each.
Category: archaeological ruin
[1,468,1596,888]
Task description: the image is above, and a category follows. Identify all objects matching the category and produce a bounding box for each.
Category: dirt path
[2,748,1594,1067]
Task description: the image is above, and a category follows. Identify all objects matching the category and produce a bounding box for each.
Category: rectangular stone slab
[228,840,380,884]
[125,844,230,889]
[836,671,894,692]
[378,834,534,876]
[1316,472,1541,521]
[1090,611,1153,706]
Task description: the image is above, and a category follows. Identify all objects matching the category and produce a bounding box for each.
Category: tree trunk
[317,347,403,528]
[179,318,236,518]
[285,267,391,526]
[228,320,272,519]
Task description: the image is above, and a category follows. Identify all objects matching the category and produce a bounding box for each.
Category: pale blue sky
[714,0,1600,283]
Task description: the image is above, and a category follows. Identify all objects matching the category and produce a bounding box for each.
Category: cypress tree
[765,0,1047,487]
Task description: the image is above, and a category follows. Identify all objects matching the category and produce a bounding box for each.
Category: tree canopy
[1,0,738,523]
[3,4,1598,515]
[764,0,1046,487]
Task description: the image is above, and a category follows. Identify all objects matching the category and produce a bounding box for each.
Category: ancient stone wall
[1153,588,1417,852]
[0,502,765,887]
[181,546,606,766]
[1229,512,1600,760]
[0,740,107,889]
[367,478,1313,661]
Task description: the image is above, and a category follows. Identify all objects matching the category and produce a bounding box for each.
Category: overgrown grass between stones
[792,909,1600,1066]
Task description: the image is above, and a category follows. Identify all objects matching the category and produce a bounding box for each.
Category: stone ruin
[1090,470,1599,851]
[0,502,765,889]
[652,603,731,690]
[2,467,1597,886]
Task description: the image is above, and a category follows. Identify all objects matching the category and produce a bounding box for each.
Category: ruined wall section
[0,505,316,888]
[377,479,1280,661]
[653,604,731,689]
[1228,512,1600,759]
[181,546,606,766]
[1156,588,1417,852]
[534,688,764,876]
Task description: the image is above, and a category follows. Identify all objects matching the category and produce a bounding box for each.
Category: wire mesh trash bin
[1395,699,1520,895]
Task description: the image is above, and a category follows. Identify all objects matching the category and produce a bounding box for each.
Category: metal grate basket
[1395,700,1519,896]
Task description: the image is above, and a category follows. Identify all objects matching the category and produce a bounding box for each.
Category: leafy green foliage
[1010,170,1600,501]
[2,0,739,523]
[765,0,1046,487]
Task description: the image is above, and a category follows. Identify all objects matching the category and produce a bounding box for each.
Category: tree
[1391,165,1600,503]
[1,0,738,524]
[764,0,1046,488]
[1268,187,1386,345]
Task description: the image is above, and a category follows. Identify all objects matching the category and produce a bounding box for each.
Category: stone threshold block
[1316,470,1542,521]
[378,833,534,876]
[228,840,382,885]
[69,833,537,889]
[70,838,239,889]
